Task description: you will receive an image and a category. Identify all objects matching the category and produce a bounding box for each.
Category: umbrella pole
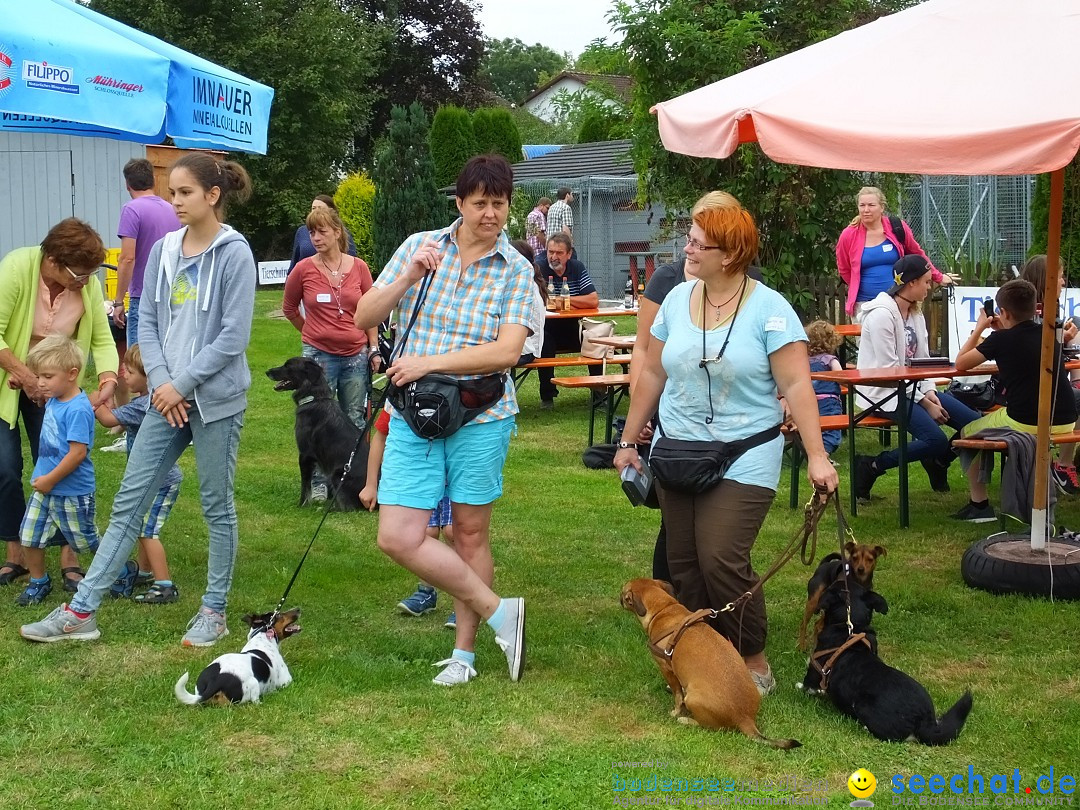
[1032,167,1066,551]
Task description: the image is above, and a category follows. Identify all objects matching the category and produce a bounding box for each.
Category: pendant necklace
[703,282,742,320]
[321,254,347,317]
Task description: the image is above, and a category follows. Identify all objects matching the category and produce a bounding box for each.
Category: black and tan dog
[797,541,886,651]
[174,609,302,706]
[266,357,368,510]
[621,578,800,750]
[800,580,972,745]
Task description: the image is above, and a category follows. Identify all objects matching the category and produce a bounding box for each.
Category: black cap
[887,254,933,296]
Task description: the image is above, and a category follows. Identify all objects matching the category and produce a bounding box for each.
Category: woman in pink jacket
[835,186,952,322]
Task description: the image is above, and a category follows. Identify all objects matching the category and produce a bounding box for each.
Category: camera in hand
[621,463,654,507]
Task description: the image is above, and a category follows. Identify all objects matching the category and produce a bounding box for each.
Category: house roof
[510,139,634,181]
[524,71,633,105]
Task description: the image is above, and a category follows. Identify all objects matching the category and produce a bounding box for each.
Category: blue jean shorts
[380,416,515,510]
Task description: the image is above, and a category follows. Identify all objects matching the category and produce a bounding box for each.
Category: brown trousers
[658,478,775,656]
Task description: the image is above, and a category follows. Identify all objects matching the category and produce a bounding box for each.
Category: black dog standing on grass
[800,579,973,745]
[266,357,368,511]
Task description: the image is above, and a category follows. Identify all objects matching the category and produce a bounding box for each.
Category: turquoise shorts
[380,416,515,510]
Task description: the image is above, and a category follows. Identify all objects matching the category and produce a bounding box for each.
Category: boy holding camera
[953,278,1078,520]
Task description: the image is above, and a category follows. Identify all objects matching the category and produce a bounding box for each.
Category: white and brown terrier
[174,608,301,706]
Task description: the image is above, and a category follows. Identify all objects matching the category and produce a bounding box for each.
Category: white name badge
[882,243,894,252]
[316,293,332,303]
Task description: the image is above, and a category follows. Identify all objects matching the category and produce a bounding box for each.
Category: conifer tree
[430,105,478,189]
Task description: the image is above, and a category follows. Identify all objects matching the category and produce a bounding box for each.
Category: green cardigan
[0,246,119,427]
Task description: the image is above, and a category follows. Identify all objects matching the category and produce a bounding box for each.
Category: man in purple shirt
[113,159,181,348]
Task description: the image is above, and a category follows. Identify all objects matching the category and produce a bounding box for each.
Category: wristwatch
[113,300,125,308]
[617,440,638,450]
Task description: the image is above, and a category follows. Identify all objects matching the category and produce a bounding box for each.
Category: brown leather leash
[646,606,717,659]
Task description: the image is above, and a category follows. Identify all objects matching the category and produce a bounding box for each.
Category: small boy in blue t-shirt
[16,336,99,606]
[93,344,183,603]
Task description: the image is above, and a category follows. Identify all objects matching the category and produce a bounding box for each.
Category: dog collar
[296,395,316,410]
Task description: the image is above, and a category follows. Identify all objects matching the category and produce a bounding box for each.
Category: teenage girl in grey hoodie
[21,154,256,646]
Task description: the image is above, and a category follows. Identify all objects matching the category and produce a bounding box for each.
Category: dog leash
[268,431,367,624]
[809,632,872,691]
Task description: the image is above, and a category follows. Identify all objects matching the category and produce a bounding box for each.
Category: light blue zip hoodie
[139,225,255,423]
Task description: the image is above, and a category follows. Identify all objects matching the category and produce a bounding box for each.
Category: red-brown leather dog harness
[646,607,717,659]
[810,632,872,691]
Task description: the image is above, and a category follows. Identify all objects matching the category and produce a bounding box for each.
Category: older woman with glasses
[615,194,836,696]
[0,218,119,592]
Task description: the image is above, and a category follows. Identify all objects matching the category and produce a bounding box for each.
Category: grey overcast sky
[475,0,622,58]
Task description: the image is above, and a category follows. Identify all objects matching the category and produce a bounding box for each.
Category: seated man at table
[536,234,599,408]
[952,279,1078,522]
[853,254,980,502]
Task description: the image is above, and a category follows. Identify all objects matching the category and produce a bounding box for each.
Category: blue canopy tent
[0,0,273,154]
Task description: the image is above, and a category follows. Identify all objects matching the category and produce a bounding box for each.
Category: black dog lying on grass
[799,579,973,745]
[266,357,368,511]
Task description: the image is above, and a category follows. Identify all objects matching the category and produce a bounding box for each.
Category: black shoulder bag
[648,277,782,494]
[385,273,506,441]
[888,215,909,251]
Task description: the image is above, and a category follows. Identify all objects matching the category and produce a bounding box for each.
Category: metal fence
[897,174,1036,280]
[511,176,679,300]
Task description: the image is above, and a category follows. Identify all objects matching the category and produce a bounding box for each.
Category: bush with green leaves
[374,104,445,273]
[473,107,523,163]
[430,105,477,190]
[334,172,376,264]
[1030,163,1080,269]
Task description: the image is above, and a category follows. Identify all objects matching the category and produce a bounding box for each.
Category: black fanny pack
[387,373,505,441]
[649,424,782,494]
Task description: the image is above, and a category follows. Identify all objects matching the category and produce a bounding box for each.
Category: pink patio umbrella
[651,0,1080,591]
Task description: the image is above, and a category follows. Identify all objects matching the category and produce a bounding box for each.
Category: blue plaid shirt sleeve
[500,256,534,330]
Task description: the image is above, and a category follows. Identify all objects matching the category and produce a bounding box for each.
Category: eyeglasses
[65,265,97,282]
[684,234,724,252]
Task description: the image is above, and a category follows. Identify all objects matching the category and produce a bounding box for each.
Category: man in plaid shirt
[525,197,550,255]
[546,187,574,238]
[355,155,532,688]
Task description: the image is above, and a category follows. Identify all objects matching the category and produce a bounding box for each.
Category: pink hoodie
[835,217,942,316]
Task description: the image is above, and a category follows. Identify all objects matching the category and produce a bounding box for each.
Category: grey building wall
[0,132,145,255]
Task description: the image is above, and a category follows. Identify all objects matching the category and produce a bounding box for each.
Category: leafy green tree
[373,104,445,272]
[472,108,523,164]
[549,82,631,143]
[612,0,905,302]
[574,38,631,75]
[346,0,486,165]
[430,106,478,189]
[334,172,377,264]
[1030,163,1080,271]
[92,0,383,258]
[479,37,569,104]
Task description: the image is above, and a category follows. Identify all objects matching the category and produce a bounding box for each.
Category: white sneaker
[100,435,128,453]
[432,657,477,686]
[310,483,328,502]
[493,597,526,682]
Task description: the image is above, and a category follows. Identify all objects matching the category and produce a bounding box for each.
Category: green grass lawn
[2,291,1078,809]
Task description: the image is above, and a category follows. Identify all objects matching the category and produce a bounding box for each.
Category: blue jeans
[126,296,140,347]
[817,395,843,454]
[71,407,244,615]
[874,391,979,471]
[301,344,370,428]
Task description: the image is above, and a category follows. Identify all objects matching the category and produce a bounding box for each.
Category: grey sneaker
[182,606,229,647]
[20,604,101,643]
[310,483,328,503]
[493,597,525,682]
[750,665,776,696]
[432,657,477,686]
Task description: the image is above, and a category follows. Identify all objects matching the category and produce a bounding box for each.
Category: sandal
[134,583,180,604]
[61,566,85,593]
[0,562,30,587]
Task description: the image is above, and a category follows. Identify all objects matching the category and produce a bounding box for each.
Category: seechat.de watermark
[890,767,1077,806]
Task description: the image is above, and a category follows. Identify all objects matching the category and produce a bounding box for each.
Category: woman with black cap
[853,254,980,502]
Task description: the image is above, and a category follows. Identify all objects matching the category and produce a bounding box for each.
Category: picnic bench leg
[587,395,597,446]
[897,381,911,529]
[847,386,858,517]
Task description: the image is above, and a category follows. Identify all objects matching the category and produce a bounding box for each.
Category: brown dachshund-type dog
[620,578,800,750]
[797,541,886,651]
